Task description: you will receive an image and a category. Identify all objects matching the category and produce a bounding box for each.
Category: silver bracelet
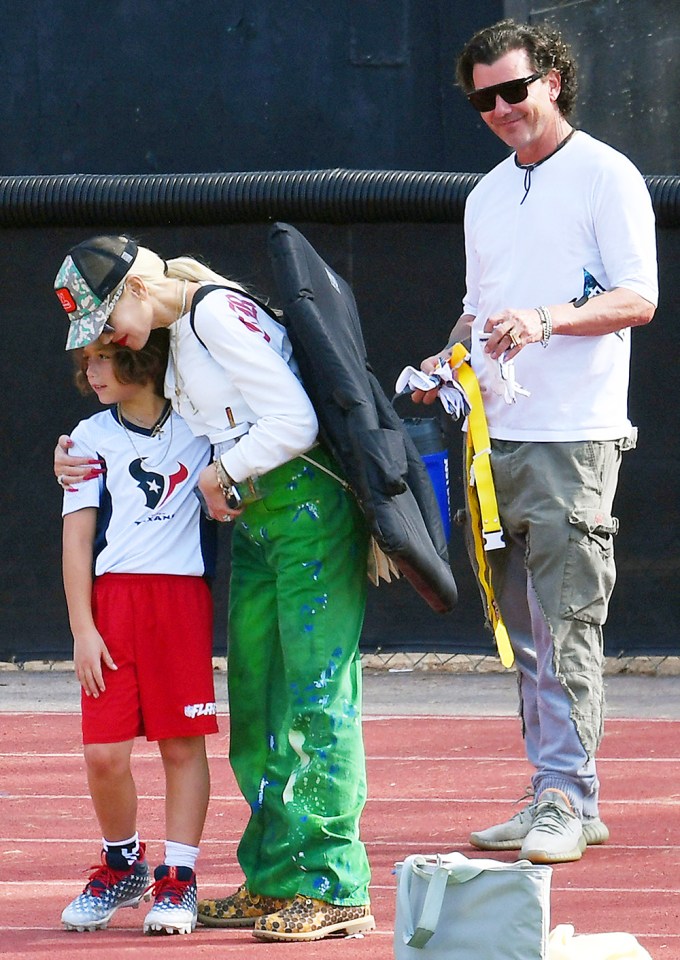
[535,305,552,348]
[214,458,239,506]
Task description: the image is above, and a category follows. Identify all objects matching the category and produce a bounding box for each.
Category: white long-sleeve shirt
[165,286,318,482]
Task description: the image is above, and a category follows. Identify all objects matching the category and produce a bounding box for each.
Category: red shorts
[82,573,219,744]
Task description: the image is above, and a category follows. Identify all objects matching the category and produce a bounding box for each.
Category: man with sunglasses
[414,19,657,863]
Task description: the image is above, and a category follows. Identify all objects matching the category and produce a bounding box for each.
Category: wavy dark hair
[74,327,169,397]
[456,19,578,120]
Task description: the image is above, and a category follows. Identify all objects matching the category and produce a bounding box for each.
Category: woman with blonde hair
[54,234,375,942]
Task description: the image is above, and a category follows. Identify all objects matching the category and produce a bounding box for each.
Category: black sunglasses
[467,72,544,113]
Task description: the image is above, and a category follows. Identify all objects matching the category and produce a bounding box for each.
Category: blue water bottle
[400,416,451,541]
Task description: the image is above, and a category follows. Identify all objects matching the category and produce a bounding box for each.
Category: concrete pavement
[1,661,679,718]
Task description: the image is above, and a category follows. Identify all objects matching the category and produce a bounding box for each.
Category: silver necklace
[121,408,164,432]
[116,401,174,466]
[177,278,187,319]
[169,280,198,415]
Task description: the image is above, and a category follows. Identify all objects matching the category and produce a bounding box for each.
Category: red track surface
[1,713,678,958]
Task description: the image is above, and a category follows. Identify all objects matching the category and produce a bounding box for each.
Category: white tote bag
[394,852,552,960]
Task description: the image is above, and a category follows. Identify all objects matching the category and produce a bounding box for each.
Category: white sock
[165,840,200,871]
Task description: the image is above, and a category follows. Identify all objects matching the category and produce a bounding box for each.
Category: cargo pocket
[559,508,618,624]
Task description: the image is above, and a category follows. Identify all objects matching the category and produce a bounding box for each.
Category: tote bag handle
[398,853,488,948]
[398,853,537,949]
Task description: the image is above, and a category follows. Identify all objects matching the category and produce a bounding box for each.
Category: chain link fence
[2,653,679,676]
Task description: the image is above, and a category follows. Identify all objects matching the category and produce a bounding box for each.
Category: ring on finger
[57,474,68,487]
[508,329,521,348]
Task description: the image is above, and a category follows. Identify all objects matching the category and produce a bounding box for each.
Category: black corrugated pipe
[0,169,678,227]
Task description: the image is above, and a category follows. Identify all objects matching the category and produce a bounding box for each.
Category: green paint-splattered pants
[226,447,371,905]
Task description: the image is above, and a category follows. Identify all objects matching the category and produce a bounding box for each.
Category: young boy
[60,330,218,935]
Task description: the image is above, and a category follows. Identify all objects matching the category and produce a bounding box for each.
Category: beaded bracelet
[535,305,553,348]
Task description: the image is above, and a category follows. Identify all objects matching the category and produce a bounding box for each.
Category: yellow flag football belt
[448,343,514,668]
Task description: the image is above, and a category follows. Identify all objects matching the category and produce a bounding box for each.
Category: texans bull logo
[128,458,189,509]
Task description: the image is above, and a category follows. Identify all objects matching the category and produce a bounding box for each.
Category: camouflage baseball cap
[54,235,138,350]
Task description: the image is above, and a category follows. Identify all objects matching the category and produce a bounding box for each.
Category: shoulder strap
[189,283,282,350]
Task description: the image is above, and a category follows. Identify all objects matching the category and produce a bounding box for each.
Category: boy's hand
[73,630,117,698]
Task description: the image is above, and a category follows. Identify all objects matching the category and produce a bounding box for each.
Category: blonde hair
[121,244,247,295]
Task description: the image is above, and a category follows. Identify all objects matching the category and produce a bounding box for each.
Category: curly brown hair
[456,19,578,120]
[74,328,170,397]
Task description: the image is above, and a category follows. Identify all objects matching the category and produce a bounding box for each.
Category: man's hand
[484,308,543,359]
[411,353,448,405]
[411,312,474,404]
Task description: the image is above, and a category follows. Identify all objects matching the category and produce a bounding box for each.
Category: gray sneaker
[61,848,150,931]
[582,815,610,845]
[520,789,587,864]
[470,805,535,850]
[470,805,608,850]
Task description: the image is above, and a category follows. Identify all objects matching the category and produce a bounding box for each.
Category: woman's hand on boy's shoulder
[55,435,105,491]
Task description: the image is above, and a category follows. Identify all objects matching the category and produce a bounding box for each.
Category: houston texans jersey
[62,406,216,577]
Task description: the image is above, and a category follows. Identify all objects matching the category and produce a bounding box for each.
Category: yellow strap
[448,344,514,668]
[449,344,504,548]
